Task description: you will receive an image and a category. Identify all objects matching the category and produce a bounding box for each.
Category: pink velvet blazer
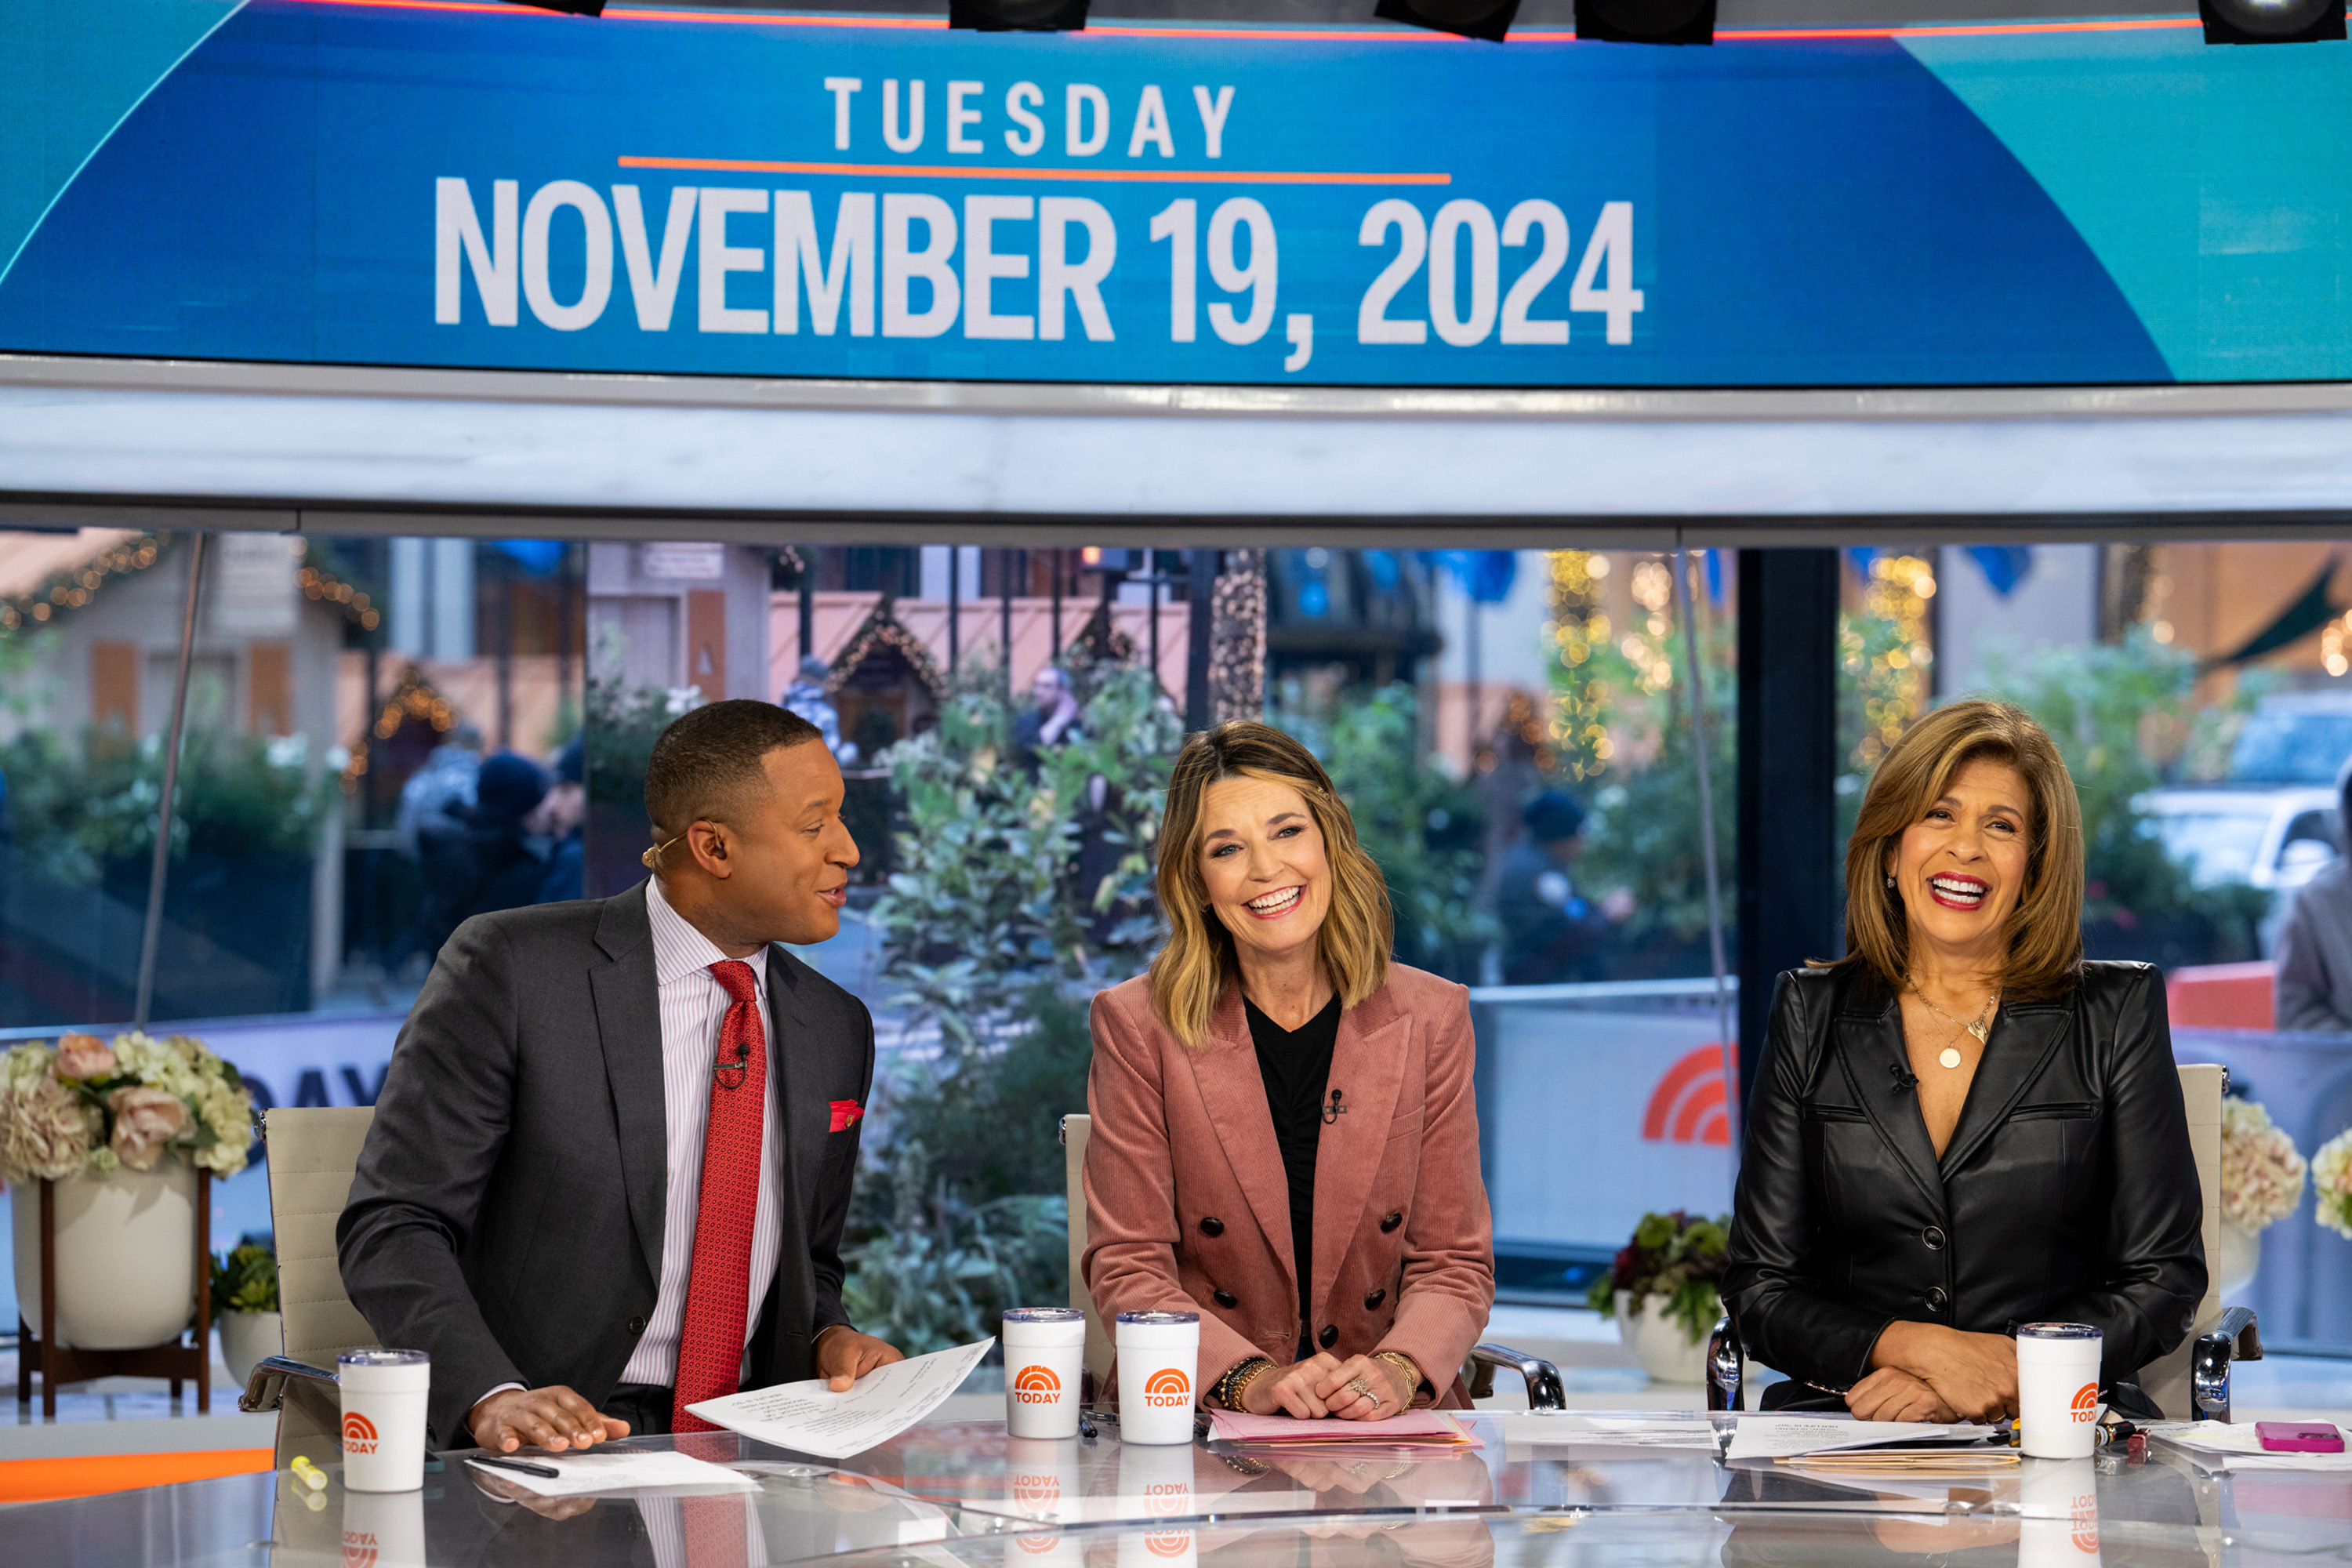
[1082,964,1495,1407]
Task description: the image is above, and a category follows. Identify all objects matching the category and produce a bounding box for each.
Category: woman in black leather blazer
[1723,700,2205,1423]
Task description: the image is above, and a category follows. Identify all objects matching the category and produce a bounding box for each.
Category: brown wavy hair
[1826,699,2084,1001]
[1148,722,1394,1047]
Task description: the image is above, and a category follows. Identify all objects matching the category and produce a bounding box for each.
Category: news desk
[11,1414,2340,1566]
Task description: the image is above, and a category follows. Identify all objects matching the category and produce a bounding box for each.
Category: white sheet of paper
[465,1449,757,1497]
[1723,1417,1959,1461]
[1490,1413,1720,1450]
[685,1338,995,1461]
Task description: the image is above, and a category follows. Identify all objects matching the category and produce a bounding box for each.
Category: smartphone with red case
[2255,1422,2345,1454]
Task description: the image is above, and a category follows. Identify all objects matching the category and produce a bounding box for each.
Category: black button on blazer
[1722,962,2205,1401]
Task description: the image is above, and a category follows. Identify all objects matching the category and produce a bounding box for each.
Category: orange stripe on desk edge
[292,0,2209,42]
[0,1448,273,1504]
[619,157,1449,184]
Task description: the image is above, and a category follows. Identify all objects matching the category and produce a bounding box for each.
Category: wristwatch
[1213,1356,1276,1410]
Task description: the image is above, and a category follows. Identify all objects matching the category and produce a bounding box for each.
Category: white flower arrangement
[2317,1127,2352,1241]
[2220,1098,2308,1233]
[0,1032,256,1185]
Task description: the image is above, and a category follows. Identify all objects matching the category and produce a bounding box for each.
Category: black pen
[470,1454,562,1479]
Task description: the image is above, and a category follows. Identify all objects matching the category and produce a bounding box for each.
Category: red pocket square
[829,1099,865,1133]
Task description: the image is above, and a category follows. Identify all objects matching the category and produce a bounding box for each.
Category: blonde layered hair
[1828,699,2085,1001]
[1149,722,1394,1047]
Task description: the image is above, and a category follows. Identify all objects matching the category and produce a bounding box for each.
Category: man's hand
[1870,1322,2019,1425]
[1239,1352,1344,1418]
[468,1385,629,1455]
[1846,1367,1958,1424]
[816,1325,905,1392]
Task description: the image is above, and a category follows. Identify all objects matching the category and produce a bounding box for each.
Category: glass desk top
[11,1412,2346,1567]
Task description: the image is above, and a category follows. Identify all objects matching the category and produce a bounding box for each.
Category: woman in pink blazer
[1083,721,1495,1419]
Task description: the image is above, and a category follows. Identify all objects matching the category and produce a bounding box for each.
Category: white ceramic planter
[11,1162,199,1349]
[1616,1289,1711,1386]
[218,1308,283,1388]
[2214,1220,2260,1301]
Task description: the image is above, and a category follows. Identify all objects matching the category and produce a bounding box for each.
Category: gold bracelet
[1214,1356,1275,1410]
[1371,1351,1423,1399]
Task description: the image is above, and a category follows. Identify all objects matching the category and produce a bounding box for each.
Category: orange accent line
[289,0,2209,43]
[619,155,1449,184]
[0,1448,273,1504]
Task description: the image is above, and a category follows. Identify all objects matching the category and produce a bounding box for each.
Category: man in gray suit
[340,699,904,1454]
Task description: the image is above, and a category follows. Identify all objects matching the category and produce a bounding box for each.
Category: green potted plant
[211,1241,281,1388]
[1588,1210,1730,1385]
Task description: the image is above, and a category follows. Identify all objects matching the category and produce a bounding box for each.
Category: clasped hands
[466,1324,904,1454]
[1850,1321,2019,1425]
[1236,1351,1415,1420]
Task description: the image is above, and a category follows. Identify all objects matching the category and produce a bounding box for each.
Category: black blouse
[1244,993,1341,1340]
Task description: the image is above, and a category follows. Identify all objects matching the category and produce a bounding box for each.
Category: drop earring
[1885,874,1896,889]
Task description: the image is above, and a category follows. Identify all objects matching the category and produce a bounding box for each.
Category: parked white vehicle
[2140,786,2339,892]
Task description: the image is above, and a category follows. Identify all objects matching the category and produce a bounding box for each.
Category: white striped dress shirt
[618,874,786,1388]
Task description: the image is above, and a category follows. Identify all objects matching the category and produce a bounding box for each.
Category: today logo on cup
[1014,1365,1062,1405]
[2070,1384,2098,1424]
[341,1534,379,1568]
[1143,1368,1191,1408]
[343,1411,381,1456]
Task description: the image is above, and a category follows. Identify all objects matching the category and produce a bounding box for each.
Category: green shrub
[1270,683,1492,982]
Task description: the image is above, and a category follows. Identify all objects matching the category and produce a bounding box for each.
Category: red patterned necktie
[672,958,768,1434]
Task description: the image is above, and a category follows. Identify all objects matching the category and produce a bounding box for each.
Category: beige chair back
[1062,1113,1113,1382]
[263,1105,381,1468]
[2137,1064,2225,1419]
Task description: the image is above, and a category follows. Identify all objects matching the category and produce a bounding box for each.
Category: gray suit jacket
[2277,857,2352,1033]
[337,880,875,1447]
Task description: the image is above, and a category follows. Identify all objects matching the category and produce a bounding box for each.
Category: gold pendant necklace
[1913,985,1998,1070]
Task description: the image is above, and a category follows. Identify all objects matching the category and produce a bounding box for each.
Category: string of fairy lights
[0,535,164,637]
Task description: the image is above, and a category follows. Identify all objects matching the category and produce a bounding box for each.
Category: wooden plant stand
[16,1170,212,1418]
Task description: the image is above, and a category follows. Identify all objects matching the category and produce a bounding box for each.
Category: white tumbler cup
[1114,1310,1200,1446]
[1004,1308,1088,1439]
[341,1485,430,1567]
[2018,1456,2102,1568]
[339,1348,431,1492]
[2016,1324,2103,1460]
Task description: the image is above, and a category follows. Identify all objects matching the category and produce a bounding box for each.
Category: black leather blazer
[1722,960,2205,1399]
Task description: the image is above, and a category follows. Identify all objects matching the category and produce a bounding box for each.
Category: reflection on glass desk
[11,1413,2349,1566]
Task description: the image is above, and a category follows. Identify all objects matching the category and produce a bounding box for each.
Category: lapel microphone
[1889,1062,1918,1091]
[1323,1088,1346,1124]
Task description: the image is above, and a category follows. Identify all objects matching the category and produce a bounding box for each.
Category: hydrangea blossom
[2315,1128,2352,1242]
[0,1031,255,1182]
[2220,1098,2307,1233]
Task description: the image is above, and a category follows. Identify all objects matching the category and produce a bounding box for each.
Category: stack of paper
[2149,1420,2352,1472]
[1205,1409,1483,1450]
[1724,1417,1996,1463]
[1777,1448,2020,1473]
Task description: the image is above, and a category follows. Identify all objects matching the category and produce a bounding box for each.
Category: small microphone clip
[1322,1088,1347,1125]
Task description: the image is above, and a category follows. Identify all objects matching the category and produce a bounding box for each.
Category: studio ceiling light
[1373,0,1521,44]
[1575,0,1715,45]
[2199,0,2345,42]
[949,0,1090,31]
